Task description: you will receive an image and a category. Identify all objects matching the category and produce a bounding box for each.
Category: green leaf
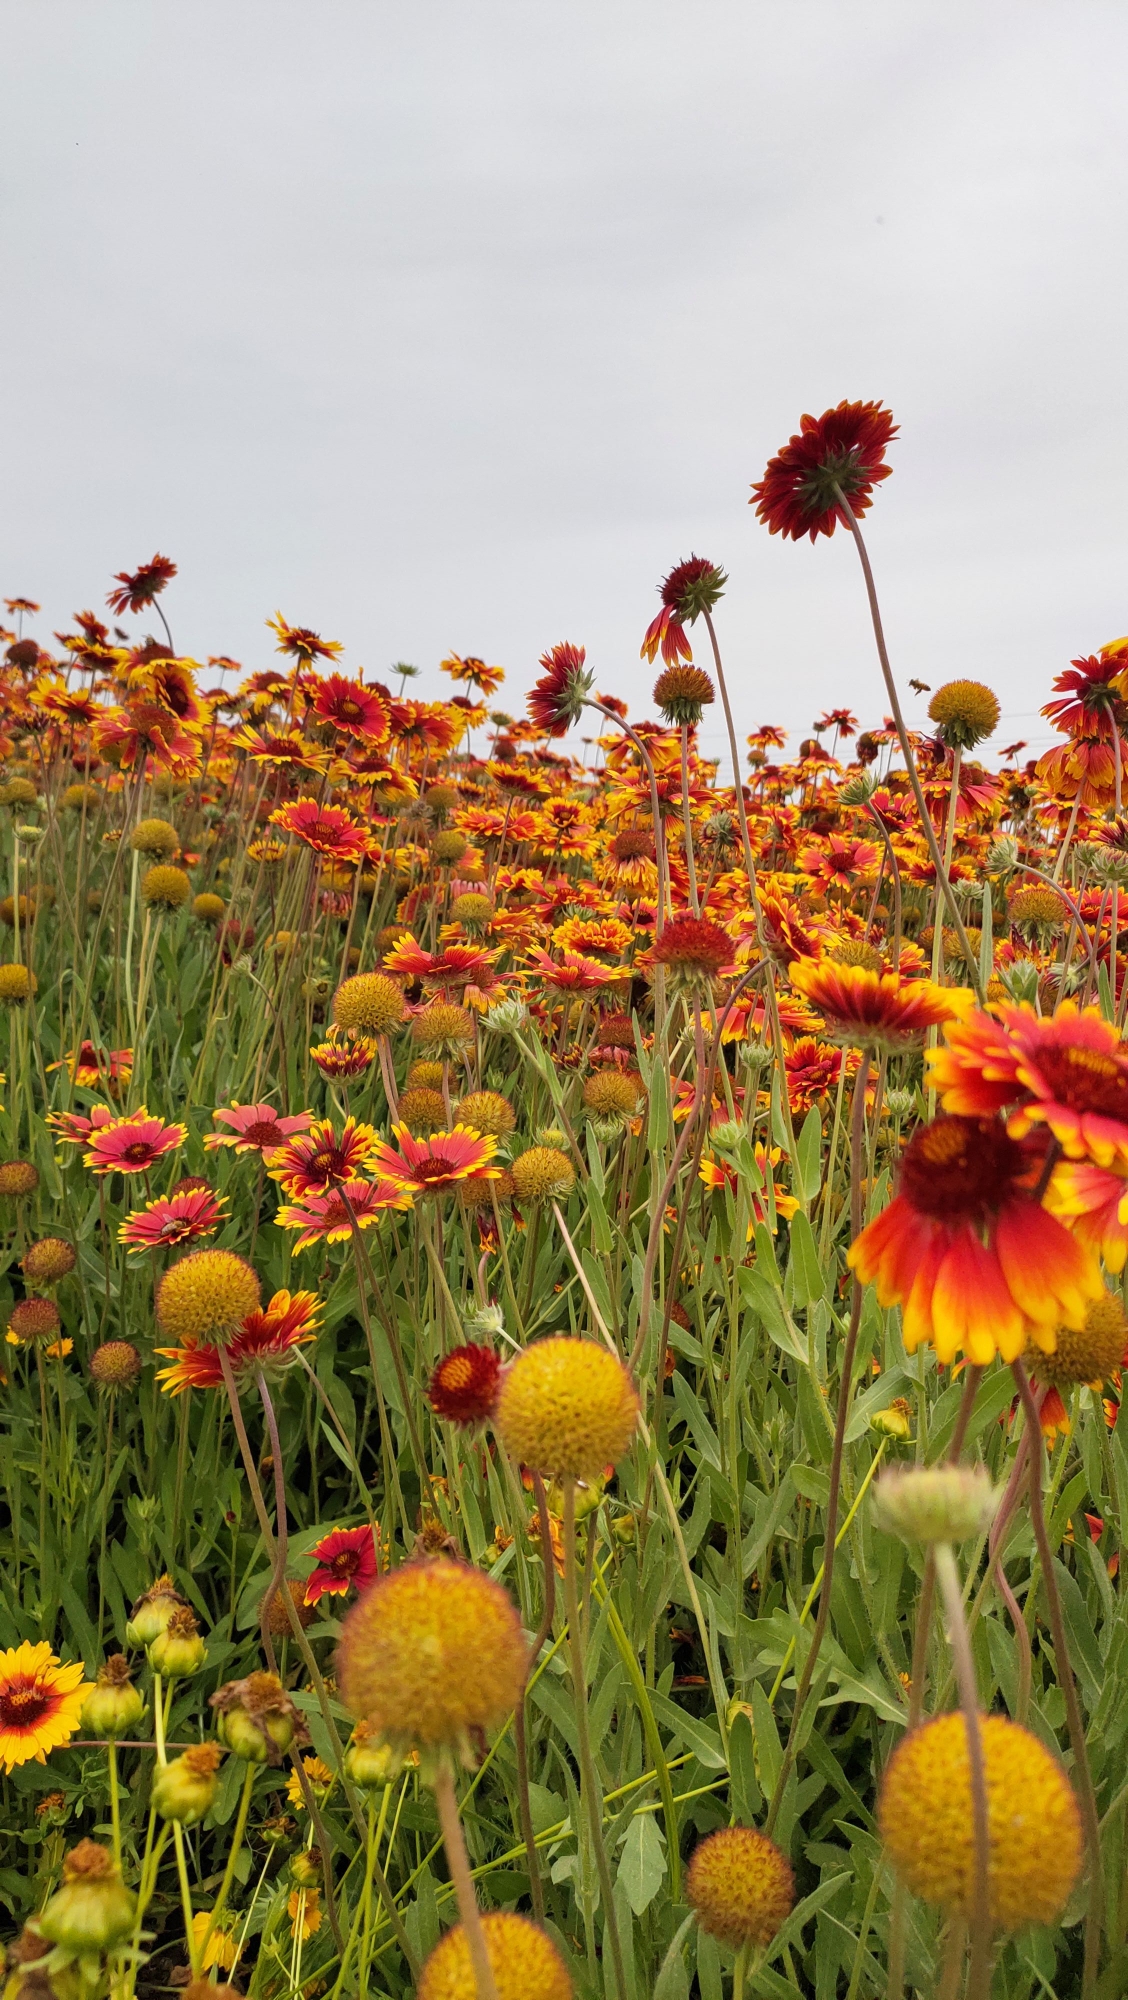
[617,1810,666,1915]
[788,1209,827,1308]
[750,1681,782,1796]
[649,1691,727,1770]
[797,1105,825,1202]
[653,1911,696,2000]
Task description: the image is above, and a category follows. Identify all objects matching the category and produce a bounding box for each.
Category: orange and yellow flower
[0,1642,87,1771]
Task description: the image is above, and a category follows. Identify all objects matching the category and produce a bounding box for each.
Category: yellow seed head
[193,892,226,923]
[878,1712,1081,1930]
[0,964,35,1003]
[412,1004,475,1055]
[828,937,884,973]
[1040,1290,1127,1388]
[130,817,179,860]
[406,1061,446,1091]
[397,1087,448,1136]
[431,829,468,865]
[418,1911,572,2000]
[142,865,191,911]
[582,1071,642,1118]
[156,1249,261,1344]
[337,1560,528,1759]
[333,972,406,1037]
[495,1337,640,1479]
[510,1146,574,1204]
[686,1826,795,1949]
[927,680,1000,750]
[454,1091,516,1139]
[449,893,494,932]
[1009,885,1067,933]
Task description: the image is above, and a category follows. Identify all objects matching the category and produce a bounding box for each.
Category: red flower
[526,643,594,738]
[106,554,178,617]
[383,937,499,989]
[119,1186,227,1251]
[440,653,506,696]
[370,1125,500,1196]
[309,1027,377,1081]
[155,1289,321,1395]
[84,1109,187,1176]
[849,1114,1102,1367]
[751,401,897,542]
[267,614,344,664]
[651,917,734,990]
[310,674,390,743]
[205,1102,314,1156]
[274,1177,413,1251]
[266,1117,381,1198]
[789,959,964,1055]
[427,1343,502,1425]
[930,1002,1128,1170]
[1042,655,1127,741]
[641,557,727,666]
[527,948,627,994]
[269,797,369,863]
[303,1525,379,1605]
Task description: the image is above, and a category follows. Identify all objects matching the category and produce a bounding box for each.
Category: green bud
[38,1843,135,1953]
[147,1605,207,1679]
[124,1574,186,1649]
[80,1656,144,1740]
[344,1726,402,1792]
[152,1745,222,1825]
[874,1465,999,1546]
[210,1672,305,1765]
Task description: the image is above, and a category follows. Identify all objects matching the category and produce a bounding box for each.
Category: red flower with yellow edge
[428,1343,502,1426]
[789,958,970,1055]
[0,1641,87,1772]
[303,1525,379,1605]
[154,1289,321,1395]
[232,725,328,772]
[125,655,205,729]
[386,698,465,753]
[640,556,727,667]
[848,1114,1103,1367]
[1042,654,1127,741]
[274,1177,413,1252]
[84,1108,187,1177]
[265,1117,381,1198]
[699,1146,799,1234]
[47,1042,133,1090]
[798,835,880,890]
[783,1038,854,1114]
[107,554,177,617]
[266,613,343,664]
[205,1102,314,1157]
[47,1104,117,1149]
[527,948,626,994]
[526,643,594,738]
[310,1026,377,1081]
[751,401,897,542]
[383,936,498,988]
[269,797,369,863]
[1045,1160,1128,1273]
[930,1001,1128,1169]
[310,674,390,743]
[370,1125,500,1197]
[440,653,506,696]
[119,1186,227,1252]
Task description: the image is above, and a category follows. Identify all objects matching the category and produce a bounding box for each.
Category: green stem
[563,1479,628,2000]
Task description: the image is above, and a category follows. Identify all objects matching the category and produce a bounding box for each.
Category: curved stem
[832,488,985,1001]
[933,1542,992,1999]
[1012,1358,1102,1997]
[433,1762,501,2000]
[679,722,699,915]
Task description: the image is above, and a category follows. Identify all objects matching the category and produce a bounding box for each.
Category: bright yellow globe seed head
[155,1249,261,1344]
[878,1711,1081,1931]
[418,1911,572,2000]
[1040,1290,1127,1389]
[686,1825,794,1949]
[332,972,406,1037]
[336,1560,528,1762]
[495,1337,639,1480]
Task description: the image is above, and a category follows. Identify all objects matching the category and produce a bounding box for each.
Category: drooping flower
[106,554,178,617]
[790,958,968,1054]
[266,1117,382,1198]
[526,643,594,738]
[848,1114,1102,1366]
[0,1642,87,1772]
[370,1125,500,1196]
[303,1525,380,1605]
[274,1177,413,1251]
[641,556,727,667]
[154,1289,321,1394]
[269,797,369,863]
[751,400,897,541]
[204,1101,314,1156]
[119,1185,227,1252]
[83,1109,187,1177]
[266,613,344,664]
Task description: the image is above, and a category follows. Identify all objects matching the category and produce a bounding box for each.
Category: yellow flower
[0,1641,87,1772]
[287,1888,323,1941]
[191,1909,238,1971]
[286,1756,335,1809]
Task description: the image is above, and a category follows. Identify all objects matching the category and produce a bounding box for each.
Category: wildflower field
[2,402,1127,2000]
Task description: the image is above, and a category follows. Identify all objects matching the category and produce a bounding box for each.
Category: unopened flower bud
[288,1851,322,1890]
[125,1574,187,1648]
[147,1604,207,1679]
[874,1465,999,1546]
[870,1398,913,1441]
[210,1672,306,1765]
[38,1842,135,1953]
[80,1656,144,1739]
[344,1720,402,1792]
[152,1743,222,1825]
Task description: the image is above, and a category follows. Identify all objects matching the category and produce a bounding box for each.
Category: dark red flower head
[659,556,727,620]
[652,916,733,978]
[526,643,594,738]
[427,1342,502,1426]
[751,401,897,542]
[106,556,178,617]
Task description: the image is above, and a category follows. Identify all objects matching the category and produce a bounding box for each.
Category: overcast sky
[3,2,1126,767]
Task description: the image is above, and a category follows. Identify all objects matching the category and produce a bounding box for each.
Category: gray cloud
[3,1,1126,765]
